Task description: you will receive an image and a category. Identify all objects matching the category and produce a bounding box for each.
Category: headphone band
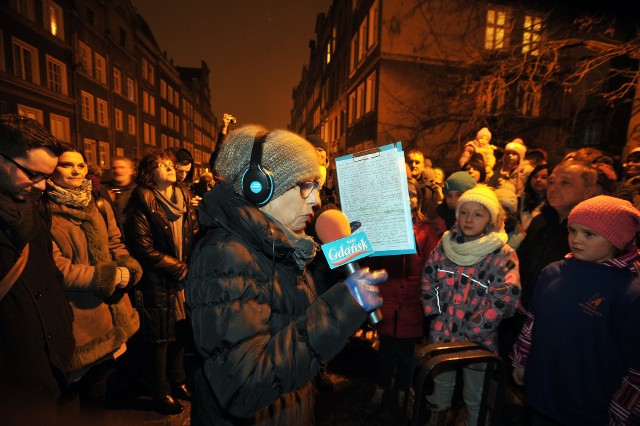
[249,132,268,169]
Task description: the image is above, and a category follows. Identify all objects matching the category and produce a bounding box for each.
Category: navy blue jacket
[525,258,640,425]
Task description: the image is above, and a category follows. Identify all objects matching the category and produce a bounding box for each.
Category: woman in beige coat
[42,145,142,415]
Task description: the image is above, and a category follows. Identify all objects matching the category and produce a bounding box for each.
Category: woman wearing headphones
[125,151,199,415]
[186,125,388,425]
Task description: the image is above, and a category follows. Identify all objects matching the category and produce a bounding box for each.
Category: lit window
[522,15,543,56]
[12,38,39,84]
[50,114,70,142]
[81,91,94,122]
[365,71,376,113]
[99,141,110,168]
[96,98,108,126]
[115,109,123,131]
[485,8,510,51]
[113,67,122,94]
[94,53,106,84]
[46,55,67,95]
[17,104,43,124]
[78,41,92,76]
[45,0,64,40]
[84,138,97,164]
[128,114,136,135]
[144,122,156,146]
[367,0,378,49]
[126,77,136,102]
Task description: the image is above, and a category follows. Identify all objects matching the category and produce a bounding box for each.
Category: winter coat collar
[198,182,311,267]
[48,200,111,264]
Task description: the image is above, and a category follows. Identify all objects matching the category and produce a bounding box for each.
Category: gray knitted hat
[215,125,321,201]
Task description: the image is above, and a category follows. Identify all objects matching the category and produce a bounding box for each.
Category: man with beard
[0,114,75,424]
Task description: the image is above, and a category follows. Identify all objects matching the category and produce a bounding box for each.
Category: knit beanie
[476,127,492,141]
[568,195,640,250]
[456,184,503,230]
[216,125,321,201]
[443,171,476,195]
[505,138,527,161]
[494,185,518,214]
[526,148,547,162]
[306,134,327,152]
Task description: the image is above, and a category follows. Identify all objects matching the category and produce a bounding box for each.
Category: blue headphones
[241,132,274,206]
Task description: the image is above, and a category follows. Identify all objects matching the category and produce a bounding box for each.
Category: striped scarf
[565,244,640,275]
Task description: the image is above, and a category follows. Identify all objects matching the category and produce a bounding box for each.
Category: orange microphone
[315,209,382,325]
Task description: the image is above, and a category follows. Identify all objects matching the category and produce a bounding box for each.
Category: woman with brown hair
[125,150,199,415]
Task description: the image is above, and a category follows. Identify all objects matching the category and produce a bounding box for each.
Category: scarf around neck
[154,186,186,260]
[153,186,186,222]
[46,178,93,208]
[566,244,640,276]
[263,212,318,270]
[442,223,508,266]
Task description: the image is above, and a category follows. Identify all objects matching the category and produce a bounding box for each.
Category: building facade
[0,0,215,177]
[291,0,639,170]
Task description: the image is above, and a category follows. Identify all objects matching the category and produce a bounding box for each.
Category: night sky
[132,0,333,131]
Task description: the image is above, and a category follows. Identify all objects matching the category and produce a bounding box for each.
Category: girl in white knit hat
[421,184,521,425]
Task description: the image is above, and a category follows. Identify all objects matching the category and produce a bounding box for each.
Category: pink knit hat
[568,195,640,250]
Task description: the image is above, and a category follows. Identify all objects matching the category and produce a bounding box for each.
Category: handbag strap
[0,243,29,301]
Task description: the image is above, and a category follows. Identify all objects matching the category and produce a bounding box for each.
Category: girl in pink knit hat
[511,195,640,425]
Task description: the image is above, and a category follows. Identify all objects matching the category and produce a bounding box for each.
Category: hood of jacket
[198,182,300,266]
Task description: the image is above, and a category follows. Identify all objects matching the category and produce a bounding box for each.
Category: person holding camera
[40,144,142,418]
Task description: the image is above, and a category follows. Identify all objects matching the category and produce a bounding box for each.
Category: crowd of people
[1,115,639,426]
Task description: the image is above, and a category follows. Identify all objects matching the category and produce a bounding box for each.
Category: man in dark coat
[100,156,136,238]
[0,114,75,424]
[499,160,597,363]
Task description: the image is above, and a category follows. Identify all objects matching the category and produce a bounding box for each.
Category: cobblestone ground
[99,338,528,425]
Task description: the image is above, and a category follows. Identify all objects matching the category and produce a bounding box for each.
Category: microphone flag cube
[320,232,374,269]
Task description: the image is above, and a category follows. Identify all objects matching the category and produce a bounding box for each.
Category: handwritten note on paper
[335,143,416,256]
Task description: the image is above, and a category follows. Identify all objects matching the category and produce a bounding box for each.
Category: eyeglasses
[0,152,52,183]
[154,161,175,170]
[296,181,320,199]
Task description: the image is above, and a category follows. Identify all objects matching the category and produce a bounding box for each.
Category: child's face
[568,223,616,262]
[458,201,491,238]
[445,191,462,209]
[477,134,490,146]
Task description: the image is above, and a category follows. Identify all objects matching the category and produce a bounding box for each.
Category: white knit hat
[505,138,527,161]
[456,184,504,231]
